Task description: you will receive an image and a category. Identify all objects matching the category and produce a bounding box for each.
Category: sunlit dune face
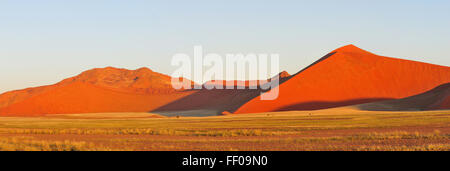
[235,45,450,114]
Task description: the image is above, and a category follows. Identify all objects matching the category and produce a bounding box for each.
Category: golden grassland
[0,109,449,151]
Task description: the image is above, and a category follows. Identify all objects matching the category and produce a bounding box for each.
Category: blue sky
[0,0,449,93]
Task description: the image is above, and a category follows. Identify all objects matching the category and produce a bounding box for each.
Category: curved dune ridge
[234,45,450,114]
[356,82,450,111]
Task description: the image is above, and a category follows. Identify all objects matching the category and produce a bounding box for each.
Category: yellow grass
[0,109,449,151]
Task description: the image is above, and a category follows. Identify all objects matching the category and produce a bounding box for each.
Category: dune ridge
[234,45,450,113]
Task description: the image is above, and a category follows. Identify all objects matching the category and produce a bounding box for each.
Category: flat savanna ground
[0,108,449,151]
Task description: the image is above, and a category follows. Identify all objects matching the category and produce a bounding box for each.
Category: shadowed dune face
[277,98,394,111]
[151,71,291,116]
[151,89,261,116]
[234,45,450,114]
[439,96,450,110]
[357,83,450,111]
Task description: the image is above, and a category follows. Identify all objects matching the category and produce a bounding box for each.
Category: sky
[0,0,449,93]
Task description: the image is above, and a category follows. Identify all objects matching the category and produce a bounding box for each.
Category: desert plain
[0,107,448,151]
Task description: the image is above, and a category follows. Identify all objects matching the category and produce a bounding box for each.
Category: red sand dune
[234,45,450,114]
[1,45,449,116]
[0,66,287,116]
[0,85,54,109]
[356,82,450,111]
[0,67,191,110]
[0,82,194,116]
[0,67,196,116]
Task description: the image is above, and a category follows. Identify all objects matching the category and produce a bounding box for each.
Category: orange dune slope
[234,45,450,114]
[0,67,190,109]
[0,82,194,116]
[0,67,195,116]
[0,67,287,116]
[356,82,450,111]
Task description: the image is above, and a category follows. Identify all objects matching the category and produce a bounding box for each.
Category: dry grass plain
[0,108,449,151]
